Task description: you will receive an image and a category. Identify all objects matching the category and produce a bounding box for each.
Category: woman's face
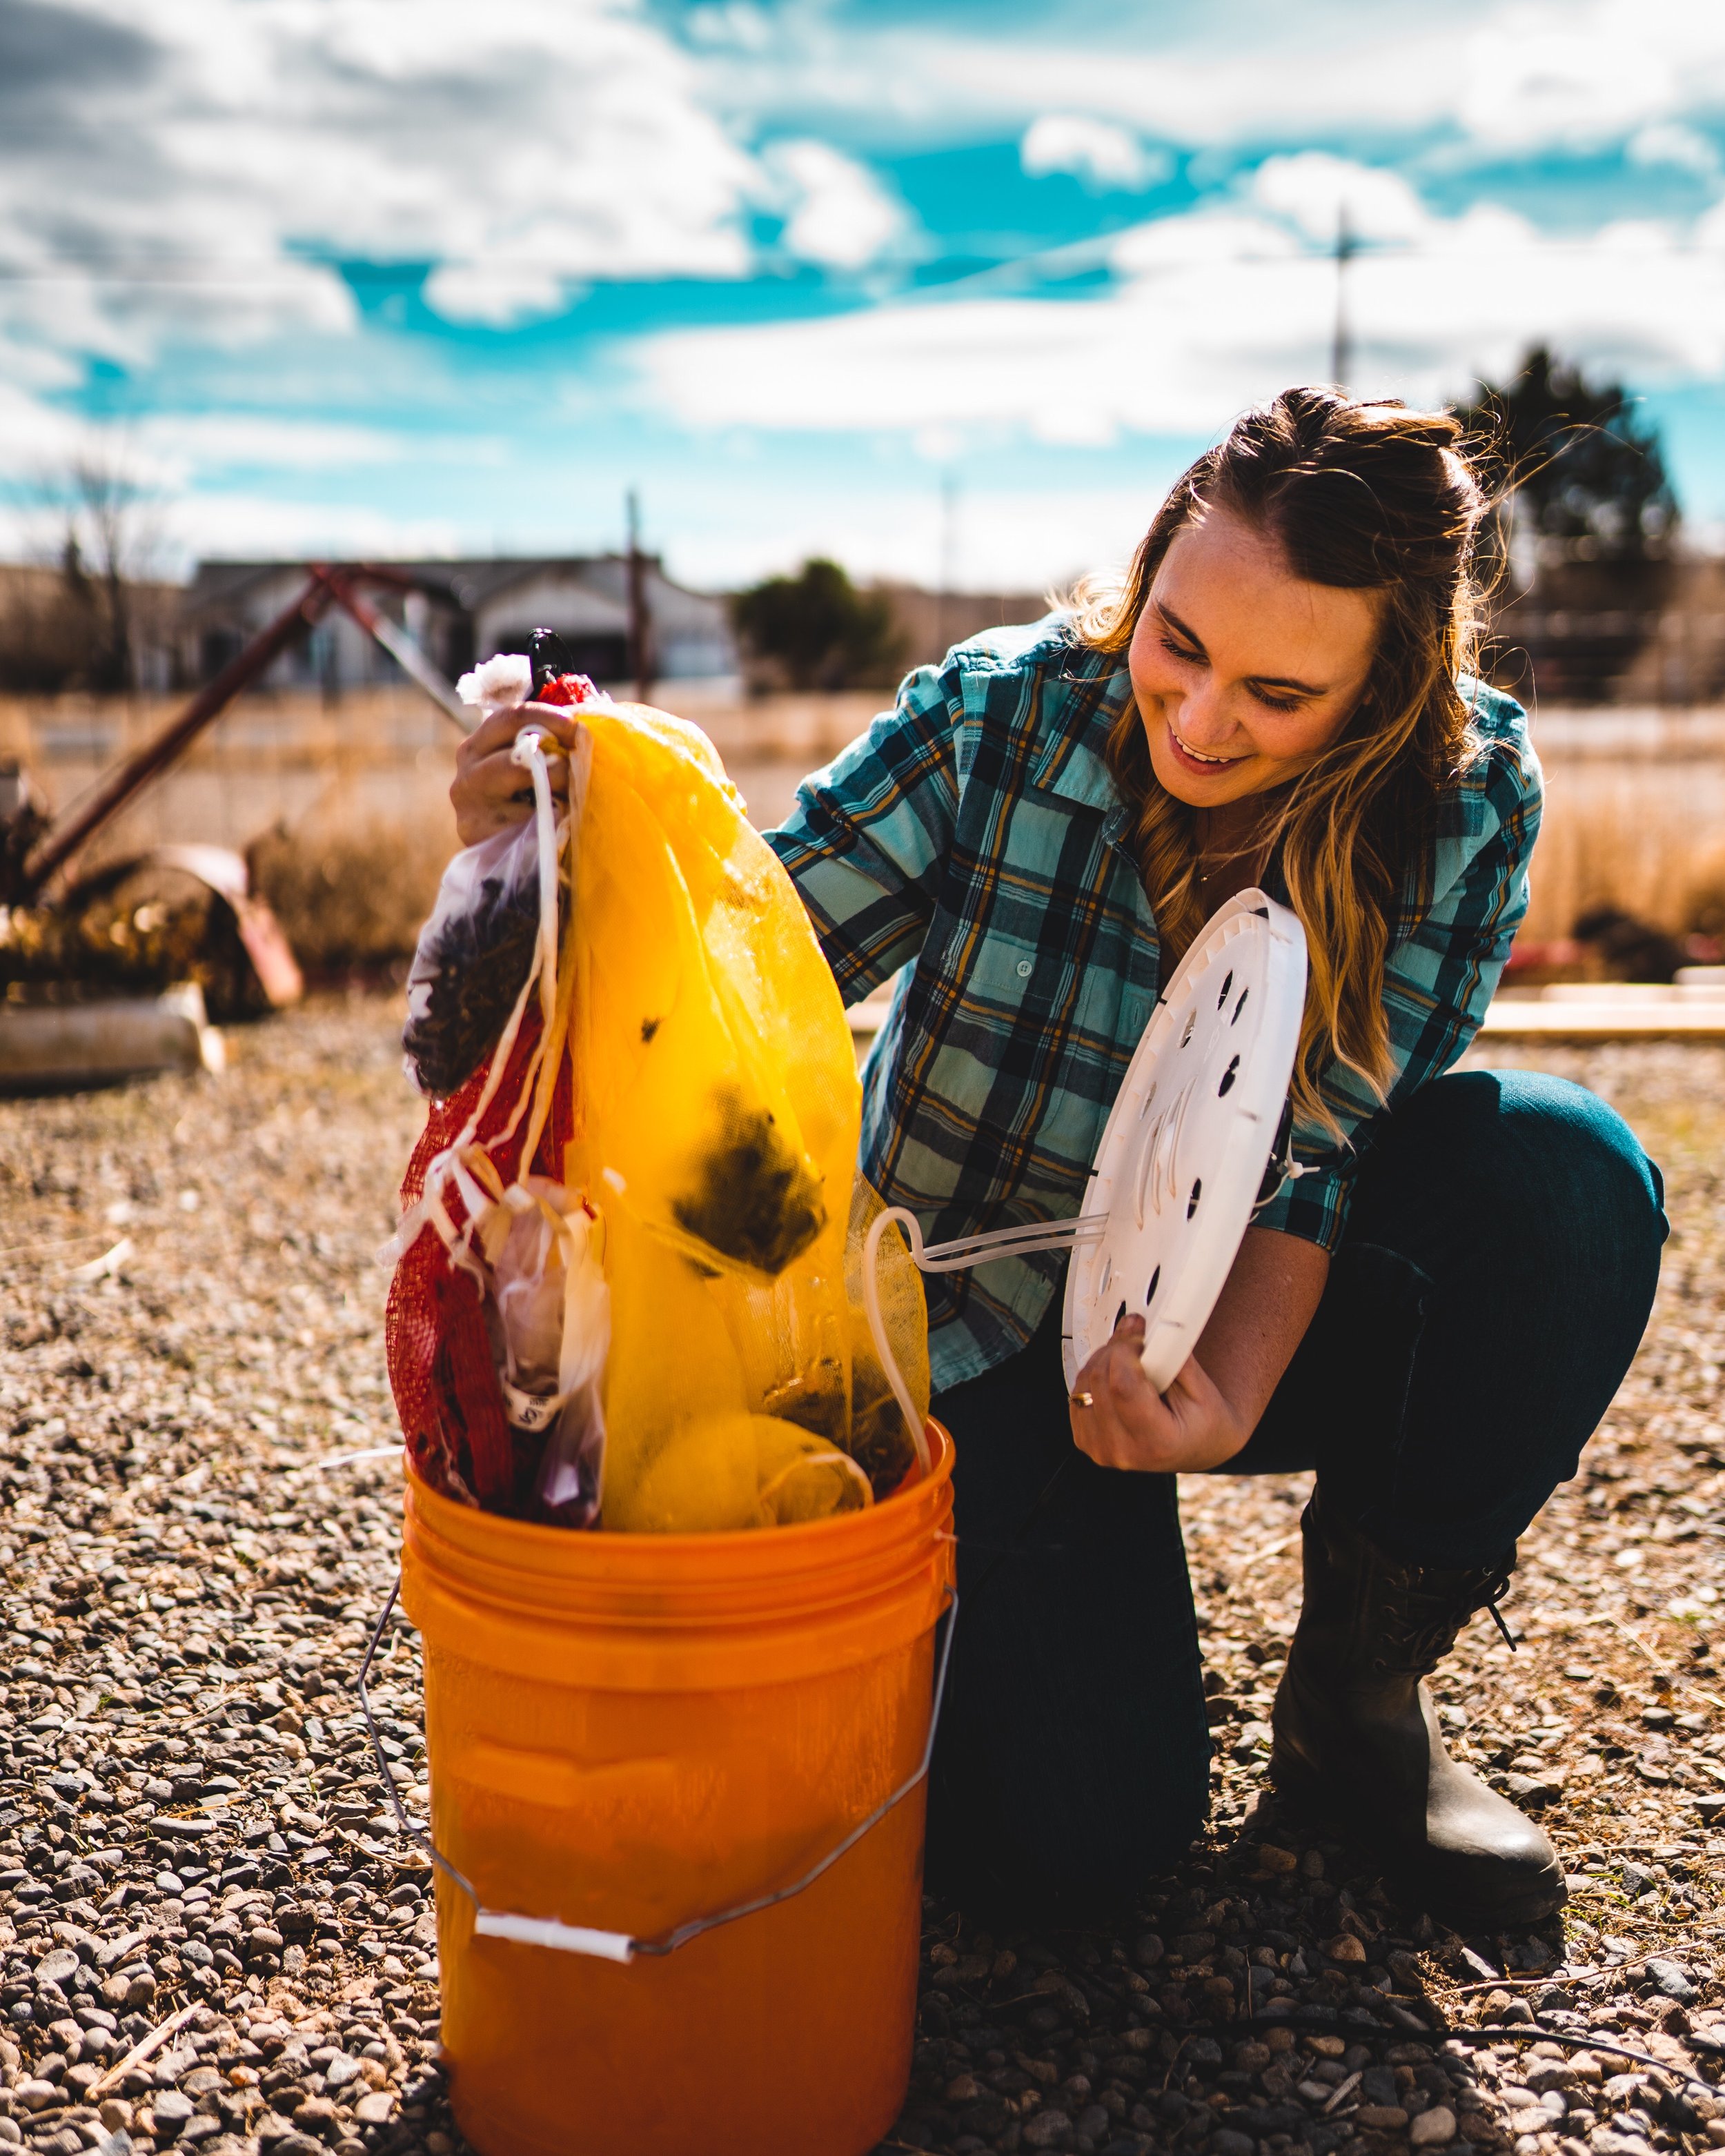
[1127,506,1381,808]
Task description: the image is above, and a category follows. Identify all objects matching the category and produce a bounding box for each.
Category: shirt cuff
[1250,1158,1352,1253]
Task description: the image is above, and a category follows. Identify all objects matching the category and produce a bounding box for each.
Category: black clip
[528,627,576,697]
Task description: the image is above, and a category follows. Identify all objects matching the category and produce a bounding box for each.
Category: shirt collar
[1028,643,1135,817]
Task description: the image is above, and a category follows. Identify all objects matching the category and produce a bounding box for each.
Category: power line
[0,230,1717,293]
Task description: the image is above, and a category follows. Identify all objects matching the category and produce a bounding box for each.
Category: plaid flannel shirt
[766,614,1540,1394]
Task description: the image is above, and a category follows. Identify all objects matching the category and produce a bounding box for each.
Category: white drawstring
[511,726,560,1034]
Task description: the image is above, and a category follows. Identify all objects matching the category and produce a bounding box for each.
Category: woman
[452,388,1666,1930]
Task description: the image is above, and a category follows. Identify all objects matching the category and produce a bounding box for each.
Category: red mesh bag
[388,655,604,1518]
[385,1006,576,1510]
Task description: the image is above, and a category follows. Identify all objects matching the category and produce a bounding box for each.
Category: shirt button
[1016,960,1033,978]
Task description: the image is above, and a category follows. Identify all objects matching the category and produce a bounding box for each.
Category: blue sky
[4,0,1725,591]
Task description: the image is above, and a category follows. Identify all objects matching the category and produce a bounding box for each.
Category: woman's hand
[451,702,580,846]
[1067,1225,1332,1474]
[1069,1314,1250,1472]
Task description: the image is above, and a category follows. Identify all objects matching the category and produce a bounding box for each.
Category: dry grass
[1521,711,1725,943]
[246,816,453,973]
[1526,785,1725,946]
[12,688,1725,965]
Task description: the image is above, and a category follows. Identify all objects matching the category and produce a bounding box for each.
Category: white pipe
[859,1207,1103,1474]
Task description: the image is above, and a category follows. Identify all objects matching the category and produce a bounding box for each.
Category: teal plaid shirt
[766,615,1540,1394]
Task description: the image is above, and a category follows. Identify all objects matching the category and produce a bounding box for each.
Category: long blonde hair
[1072,388,1490,1135]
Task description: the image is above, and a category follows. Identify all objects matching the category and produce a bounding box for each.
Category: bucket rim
[404,1418,953,1566]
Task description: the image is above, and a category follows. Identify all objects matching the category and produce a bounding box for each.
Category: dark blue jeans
[923,1070,1667,1920]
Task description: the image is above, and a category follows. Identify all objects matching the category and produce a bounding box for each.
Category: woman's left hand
[1067,1227,1330,1474]
[1067,1311,1253,1473]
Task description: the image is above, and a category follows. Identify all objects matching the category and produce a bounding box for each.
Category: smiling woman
[450,386,1670,1940]
[1131,533,1377,787]
[1077,391,1492,1140]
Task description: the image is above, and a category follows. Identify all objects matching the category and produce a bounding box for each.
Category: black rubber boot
[1269,1489,1566,1928]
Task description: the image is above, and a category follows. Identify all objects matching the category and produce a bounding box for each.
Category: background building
[177,555,738,697]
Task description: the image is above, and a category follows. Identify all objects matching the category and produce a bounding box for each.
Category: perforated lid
[1061,888,1308,1392]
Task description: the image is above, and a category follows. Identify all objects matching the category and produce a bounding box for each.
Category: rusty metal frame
[14,564,472,900]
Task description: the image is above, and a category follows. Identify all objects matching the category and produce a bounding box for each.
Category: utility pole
[625,487,654,704]
[1331,206,1357,391]
[935,471,958,656]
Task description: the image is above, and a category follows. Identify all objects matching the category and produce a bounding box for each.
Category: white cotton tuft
[457,652,533,716]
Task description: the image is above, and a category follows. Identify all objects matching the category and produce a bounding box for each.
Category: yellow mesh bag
[554,700,929,1531]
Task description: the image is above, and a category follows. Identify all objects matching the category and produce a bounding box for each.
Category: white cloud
[1248,153,1429,245]
[689,0,1522,148]
[632,159,1725,447]
[767,141,909,269]
[0,378,86,473]
[422,261,583,331]
[689,0,1725,162]
[0,0,758,362]
[162,493,466,566]
[1457,5,1689,146]
[6,0,1722,392]
[1021,116,1164,192]
[0,408,420,557]
[8,0,1725,596]
[662,472,1164,595]
[0,484,466,575]
[685,3,776,55]
[130,415,412,480]
[1628,121,1721,177]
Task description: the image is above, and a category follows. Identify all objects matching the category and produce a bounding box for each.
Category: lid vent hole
[1187,1178,1203,1220]
[1231,987,1250,1025]
[1143,1265,1161,1307]
[1218,1054,1239,1097]
[1217,969,1234,1010]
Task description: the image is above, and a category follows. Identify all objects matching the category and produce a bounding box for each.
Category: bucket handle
[355,1569,958,1966]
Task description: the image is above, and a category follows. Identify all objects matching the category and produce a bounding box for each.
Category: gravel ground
[0,1007,1720,2156]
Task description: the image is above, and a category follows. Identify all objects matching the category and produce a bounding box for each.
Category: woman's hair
[1070,386,1490,1136]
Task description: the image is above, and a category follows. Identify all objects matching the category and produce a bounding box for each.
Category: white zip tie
[291,1446,402,1478]
[473,1912,635,1963]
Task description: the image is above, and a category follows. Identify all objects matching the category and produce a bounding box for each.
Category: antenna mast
[1331,206,1357,390]
[625,488,653,704]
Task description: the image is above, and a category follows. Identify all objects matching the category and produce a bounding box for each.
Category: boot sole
[1268,1747,1568,1930]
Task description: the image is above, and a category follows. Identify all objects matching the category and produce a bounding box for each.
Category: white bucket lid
[1061,887,1308,1392]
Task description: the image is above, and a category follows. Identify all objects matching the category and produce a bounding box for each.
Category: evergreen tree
[1457,347,1677,562]
[729,559,903,690]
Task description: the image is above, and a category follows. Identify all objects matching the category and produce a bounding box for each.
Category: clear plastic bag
[466,1171,609,1526]
[402,650,586,1100]
[402,818,546,1098]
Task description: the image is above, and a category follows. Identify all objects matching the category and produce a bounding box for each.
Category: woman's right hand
[450,702,581,846]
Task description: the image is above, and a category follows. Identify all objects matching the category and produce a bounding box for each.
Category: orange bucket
[398,1425,956,2156]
